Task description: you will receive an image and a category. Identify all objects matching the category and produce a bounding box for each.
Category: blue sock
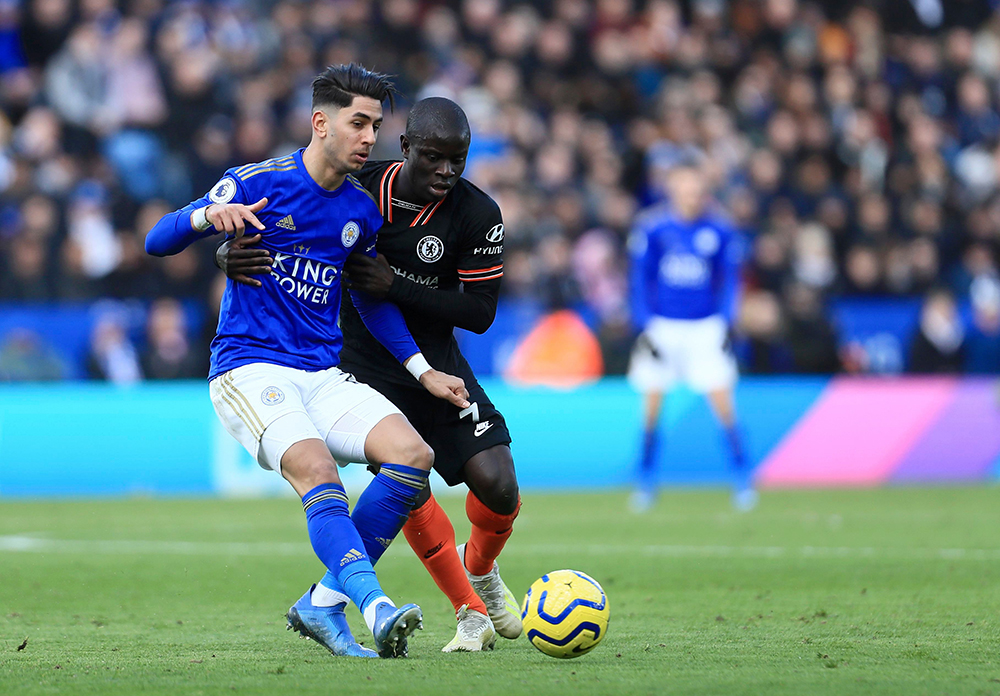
[352,463,429,564]
[724,424,751,488]
[301,484,386,614]
[639,428,659,490]
[317,464,428,598]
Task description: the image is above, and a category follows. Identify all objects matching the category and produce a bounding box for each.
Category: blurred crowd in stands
[1,0,1000,381]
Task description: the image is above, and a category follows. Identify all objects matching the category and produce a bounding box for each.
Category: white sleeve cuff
[405,353,432,381]
[191,206,213,232]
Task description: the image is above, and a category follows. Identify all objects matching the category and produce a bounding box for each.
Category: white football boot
[457,543,523,639]
[441,604,496,653]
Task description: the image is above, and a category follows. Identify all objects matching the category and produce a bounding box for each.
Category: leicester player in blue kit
[628,164,755,512]
[145,64,472,659]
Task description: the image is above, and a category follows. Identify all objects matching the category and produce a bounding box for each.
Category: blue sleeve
[628,222,657,332]
[350,290,420,364]
[717,228,744,325]
[145,172,248,256]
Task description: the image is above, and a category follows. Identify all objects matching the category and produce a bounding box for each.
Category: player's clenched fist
[205,197,269,237]
[419,370,470,409]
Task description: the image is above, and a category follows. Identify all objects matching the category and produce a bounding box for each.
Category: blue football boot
[372,602,423,658]
[286,585,378,658]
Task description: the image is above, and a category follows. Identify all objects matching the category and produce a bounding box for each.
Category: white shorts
[209,362,401,473]
[627,315,738,394]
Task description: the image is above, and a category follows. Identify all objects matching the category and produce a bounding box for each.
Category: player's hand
[419,369,470,409]
[343,253,394,298]
[206,197,268,238]
[217,234,273,288]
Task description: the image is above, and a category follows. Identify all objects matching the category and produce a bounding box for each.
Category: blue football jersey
[629,203,743,327]
[147,148,415,380]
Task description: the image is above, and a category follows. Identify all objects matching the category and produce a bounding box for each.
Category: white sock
[311,584,350,608]
[363,596,395,633]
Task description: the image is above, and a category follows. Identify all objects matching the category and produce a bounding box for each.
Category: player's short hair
[405,97,470,143]
[312,63,396,112]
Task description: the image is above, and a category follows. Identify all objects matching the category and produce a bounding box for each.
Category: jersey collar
[379,161,447,227]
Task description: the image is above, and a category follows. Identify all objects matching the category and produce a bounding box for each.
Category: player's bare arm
[216,235,273,288]
[406,355,470,409]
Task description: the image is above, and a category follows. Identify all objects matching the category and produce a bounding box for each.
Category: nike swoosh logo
[474,422,493,437]
[423,541,445,559]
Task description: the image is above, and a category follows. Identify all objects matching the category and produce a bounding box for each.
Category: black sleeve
[386,274,500,334]
[385,193,504,334]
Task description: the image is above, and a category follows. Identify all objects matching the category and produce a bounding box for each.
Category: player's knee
[395,438,434,472]
[472,465,519,516]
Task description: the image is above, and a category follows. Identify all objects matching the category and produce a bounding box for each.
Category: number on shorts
[459,402,480,423]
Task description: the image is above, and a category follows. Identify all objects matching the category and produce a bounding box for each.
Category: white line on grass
[1,535,999,561]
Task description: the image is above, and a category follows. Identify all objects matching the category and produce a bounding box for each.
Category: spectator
[86,311,142,384]
[909,287,965,373]
[965,274,1000,374]
[141,298,203,380]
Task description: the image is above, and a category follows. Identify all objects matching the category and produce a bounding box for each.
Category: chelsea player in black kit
[220,98,521,653]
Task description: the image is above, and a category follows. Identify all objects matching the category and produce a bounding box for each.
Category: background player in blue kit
[628,164,755,512]
[145,64,472,659]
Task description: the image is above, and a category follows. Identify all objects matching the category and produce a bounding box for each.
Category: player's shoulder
[633,201,673,233]
[354,160,400,189]
[346,173,378,207]
[452,177,501,223]
[230,152,299,183]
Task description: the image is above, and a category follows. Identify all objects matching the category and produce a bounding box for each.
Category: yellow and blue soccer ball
[520,569,609,658]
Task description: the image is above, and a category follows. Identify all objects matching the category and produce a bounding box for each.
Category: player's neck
[302,142,348,191]
[392,165,435,206]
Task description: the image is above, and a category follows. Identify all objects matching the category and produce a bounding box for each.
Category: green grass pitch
[2,488,999,695]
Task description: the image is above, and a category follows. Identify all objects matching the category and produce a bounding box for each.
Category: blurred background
[0,0,998,496]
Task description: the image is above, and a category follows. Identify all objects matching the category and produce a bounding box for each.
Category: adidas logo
[375,537,392,549]
[339,548,364,566]
[276,214,296,230]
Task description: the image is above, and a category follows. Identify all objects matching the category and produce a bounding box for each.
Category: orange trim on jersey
[458,264,504,275]
[460,271,504,282]
[410,199,444,227]
[379,162,403,220]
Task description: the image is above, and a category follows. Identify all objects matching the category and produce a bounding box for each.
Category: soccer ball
[520,569,609,659]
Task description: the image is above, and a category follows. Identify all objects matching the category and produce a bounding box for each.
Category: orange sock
[464,491,521,576]
[403,494,487,616]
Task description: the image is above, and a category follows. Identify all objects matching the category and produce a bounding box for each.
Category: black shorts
[346,362,512,486]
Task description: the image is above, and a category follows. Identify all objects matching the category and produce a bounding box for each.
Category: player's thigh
[684,316,738,393]
[433,379,513,488]
[364,413,434,471]
[627,322,678,393]
[265,416,341,497]
[209,363,313,471]
[304,370,418,467]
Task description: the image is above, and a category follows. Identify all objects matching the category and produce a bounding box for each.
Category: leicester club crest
[417,235,445,263]
[342,221,360,248]
[261,386,285,405]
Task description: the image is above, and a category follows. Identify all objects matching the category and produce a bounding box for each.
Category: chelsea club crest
[342,221,360,248]
[417,235,445,263]
[261,386,285,405]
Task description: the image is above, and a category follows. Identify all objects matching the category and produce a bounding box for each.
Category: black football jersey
[339,160,504,386]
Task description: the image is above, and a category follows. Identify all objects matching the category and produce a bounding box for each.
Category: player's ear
[312,109,328,138]
[400,134,410,158]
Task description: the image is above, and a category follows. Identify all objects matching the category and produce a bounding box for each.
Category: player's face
[400,133,469,202]
[669,168,706,220]
[322,96,383,174]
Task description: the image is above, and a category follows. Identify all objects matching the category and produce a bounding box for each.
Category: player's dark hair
[312,63,396,112]
[405,97,470,143]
